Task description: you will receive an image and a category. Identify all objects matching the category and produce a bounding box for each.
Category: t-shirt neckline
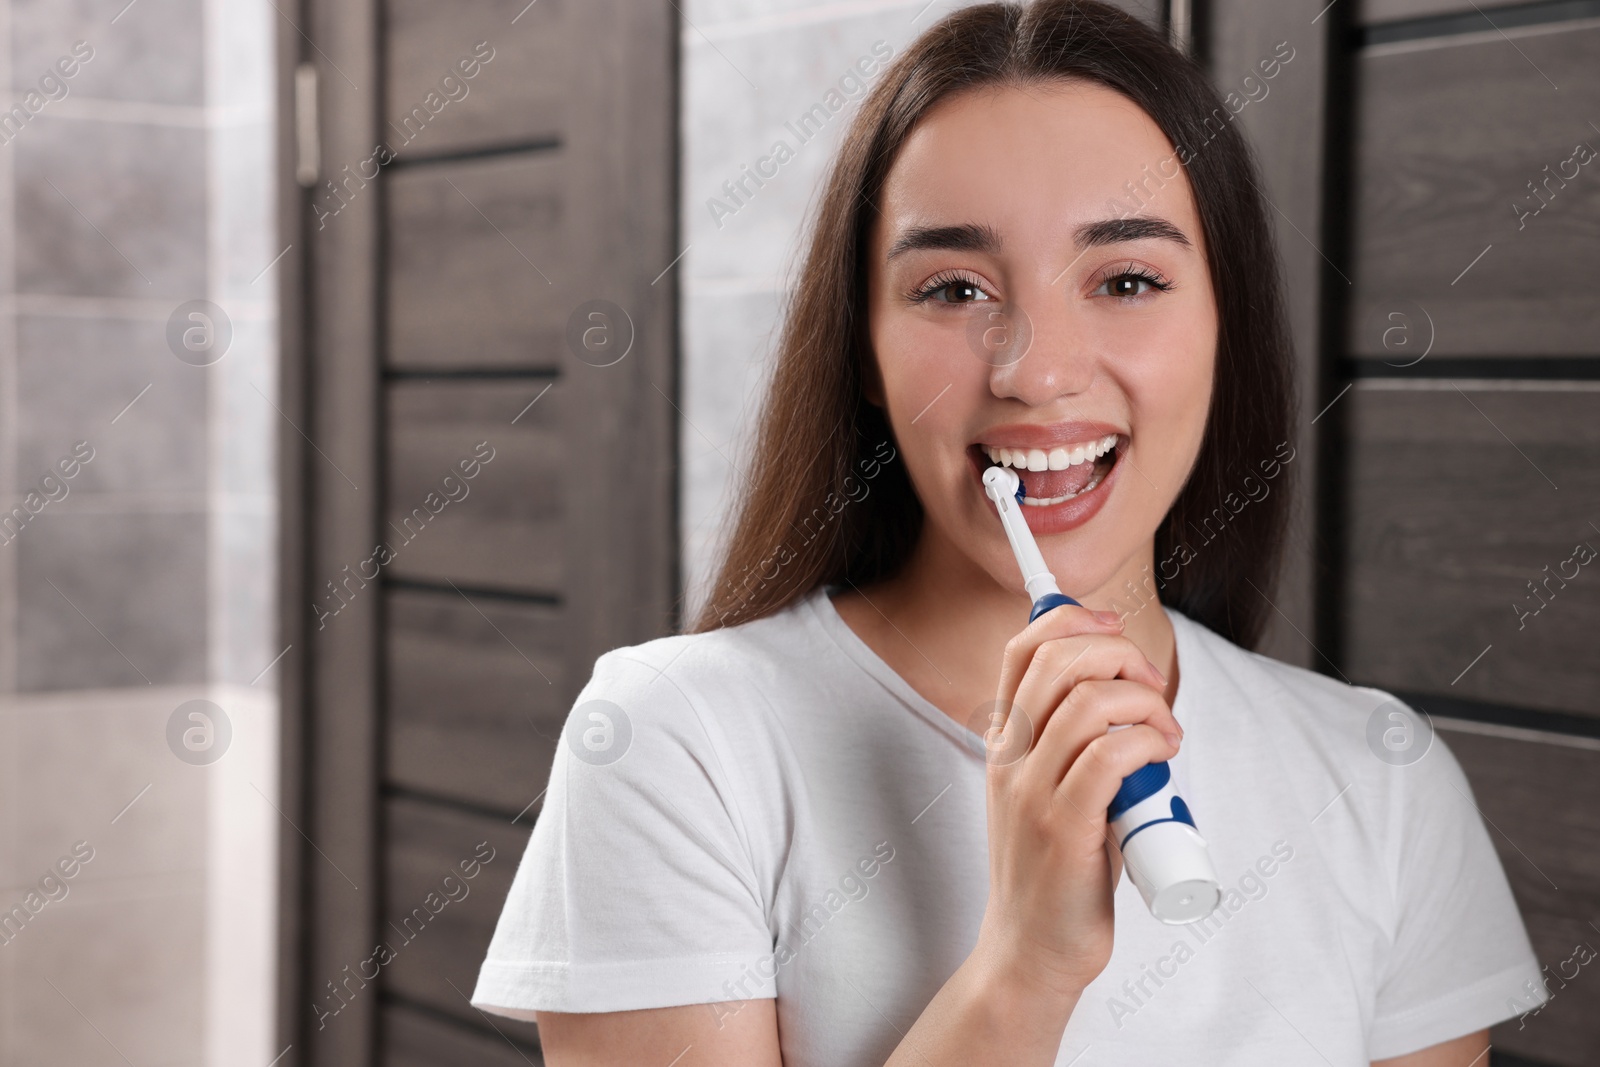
[803,586,1196,757]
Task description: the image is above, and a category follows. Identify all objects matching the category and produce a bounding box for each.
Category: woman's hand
[972,604,1182,1001]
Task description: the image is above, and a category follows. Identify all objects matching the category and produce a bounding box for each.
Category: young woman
[472,3,1545,1063]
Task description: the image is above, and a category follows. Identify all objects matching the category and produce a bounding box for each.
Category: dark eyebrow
[884,216,1190,263]
[884,222,1002,261]
[1074,216,1191,248]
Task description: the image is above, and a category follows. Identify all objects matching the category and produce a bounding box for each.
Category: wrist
[964,931,1086,1035]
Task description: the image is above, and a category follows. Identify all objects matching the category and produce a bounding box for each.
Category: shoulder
[549,598,832,843]
[571,592,826,742]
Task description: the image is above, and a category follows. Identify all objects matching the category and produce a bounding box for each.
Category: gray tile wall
[0,0,279,1063]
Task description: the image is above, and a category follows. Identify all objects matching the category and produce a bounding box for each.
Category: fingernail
[1092,610,1122,626]
[1164,732,1181,748]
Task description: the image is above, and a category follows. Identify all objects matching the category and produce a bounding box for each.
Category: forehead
[874,80,1199,249]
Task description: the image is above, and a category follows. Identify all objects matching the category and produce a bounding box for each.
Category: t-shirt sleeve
[471,648,775,1016]
[1367,717,1550,1060]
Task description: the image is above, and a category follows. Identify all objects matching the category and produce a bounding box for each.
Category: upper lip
[973,421,1125,450]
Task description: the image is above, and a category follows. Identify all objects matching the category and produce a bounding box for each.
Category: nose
[986,293,1095,406]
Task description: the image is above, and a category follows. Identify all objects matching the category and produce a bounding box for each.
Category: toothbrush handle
[1027,592,1080,622]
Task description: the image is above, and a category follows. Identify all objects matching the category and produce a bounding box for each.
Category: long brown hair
[691,0,1295,649]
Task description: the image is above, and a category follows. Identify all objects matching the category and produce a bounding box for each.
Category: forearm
[884,942,1082,1067]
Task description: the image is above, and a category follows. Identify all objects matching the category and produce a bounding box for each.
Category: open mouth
[973,433,1121,506]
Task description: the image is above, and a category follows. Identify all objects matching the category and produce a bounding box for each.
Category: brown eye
[939,281,985,303]
[909,271,994,305]
[1095,267,1171,299]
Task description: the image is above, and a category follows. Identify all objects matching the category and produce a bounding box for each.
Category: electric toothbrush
[982,464,1221,924]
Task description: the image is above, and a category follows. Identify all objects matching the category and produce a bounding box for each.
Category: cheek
[872,305,976,383]
[869,313,990,483]
[872,288,1010,392]
[1107,314,1214,489]
[1131,295,1216,425]
[1162,342,1214,416]
[1143,341,1215,478]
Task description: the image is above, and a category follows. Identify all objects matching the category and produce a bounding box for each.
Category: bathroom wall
[0,0,277,1063]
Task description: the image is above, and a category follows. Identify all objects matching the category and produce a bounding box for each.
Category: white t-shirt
[472,587,1547,1065]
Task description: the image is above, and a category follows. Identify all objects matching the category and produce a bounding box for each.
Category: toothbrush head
[982,465,1025,505]
[982,463,1063,603]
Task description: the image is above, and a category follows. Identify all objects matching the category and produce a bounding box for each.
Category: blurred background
[0,0,1595,1065]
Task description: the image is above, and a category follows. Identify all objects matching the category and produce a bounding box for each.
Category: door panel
[386,587,565,814]
[1358,0,1560,24]
[383,1004,543,1067]
[384,0,569,157]
[1348,25,1600,358]
[381,798,537,1032]
[284,1,676,1063]
[386,156,569,371]
[1341,385,1600,716]
[383,379,564,594]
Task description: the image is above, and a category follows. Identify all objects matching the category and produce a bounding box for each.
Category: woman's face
[865,80,1217,600]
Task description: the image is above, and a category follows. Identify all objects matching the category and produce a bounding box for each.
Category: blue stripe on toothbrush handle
[1028,592,1079,622]
[1027,593,1178,827]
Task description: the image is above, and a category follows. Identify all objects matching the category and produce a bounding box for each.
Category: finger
[996,629,1165,763]
[995,604,1125,708]
[1012,635,1168,738]
[1021,679,1181,793]
[1056,724,1179,826]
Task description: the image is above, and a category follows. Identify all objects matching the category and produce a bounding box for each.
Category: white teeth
[982,434,1118,470]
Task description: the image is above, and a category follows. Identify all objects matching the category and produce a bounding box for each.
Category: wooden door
[274,1,678,1064]
[1208,1,1600,1063]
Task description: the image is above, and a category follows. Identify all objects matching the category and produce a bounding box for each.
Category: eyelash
[904,263,1175,305]
[904,269,991,306]
[1092,261,1175,299]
